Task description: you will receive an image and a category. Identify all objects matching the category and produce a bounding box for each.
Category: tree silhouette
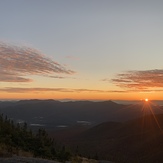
[0,114,71,161]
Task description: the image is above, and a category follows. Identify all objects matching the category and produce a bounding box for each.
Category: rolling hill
[61,114,163,163]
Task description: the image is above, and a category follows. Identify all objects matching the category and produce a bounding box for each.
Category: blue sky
[0,0,163,100]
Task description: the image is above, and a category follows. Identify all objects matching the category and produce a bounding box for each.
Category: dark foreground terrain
[0,100,163,163]
[0,156,114,163]
[51,114,163,163]
[0,156,60,163]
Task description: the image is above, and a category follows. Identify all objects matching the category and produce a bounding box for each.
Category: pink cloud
[0,41,75,82]
[111,69,163,90]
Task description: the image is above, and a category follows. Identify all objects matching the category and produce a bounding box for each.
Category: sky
[0,0,163,101]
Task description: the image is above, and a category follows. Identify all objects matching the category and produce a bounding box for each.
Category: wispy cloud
[0,87,72,93]
[111,69,163,90]
[47,75,76,79]
[1,87,163,94]
[0,70,32,82]
[0,87,127,94]
[101,78,110,82]
[0,41,75,82]
[65,55,80,60]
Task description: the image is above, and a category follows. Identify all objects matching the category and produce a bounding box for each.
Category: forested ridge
[0,114,71,162]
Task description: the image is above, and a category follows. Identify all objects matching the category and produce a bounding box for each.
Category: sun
[145,98,149,102]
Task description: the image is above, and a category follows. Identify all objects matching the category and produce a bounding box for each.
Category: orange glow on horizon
[0,91,163,101]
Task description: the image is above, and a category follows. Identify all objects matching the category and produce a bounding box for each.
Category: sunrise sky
[0,0,163,100]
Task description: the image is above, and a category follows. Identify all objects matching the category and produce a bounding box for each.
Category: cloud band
[0,41,75,82]
[112,69,163,90]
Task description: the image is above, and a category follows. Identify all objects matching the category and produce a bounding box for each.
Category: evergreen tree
[0,114,71,161]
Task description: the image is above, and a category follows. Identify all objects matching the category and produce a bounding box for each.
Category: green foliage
[0,114,71,161]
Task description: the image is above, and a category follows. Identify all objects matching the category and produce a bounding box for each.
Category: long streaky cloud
[1,87,162,94]
[0,41,75,82]
[111,69,163,90]
[0,87,127,93]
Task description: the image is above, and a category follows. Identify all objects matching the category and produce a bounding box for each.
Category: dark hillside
[61,114,163,163]
[1,100,163,162]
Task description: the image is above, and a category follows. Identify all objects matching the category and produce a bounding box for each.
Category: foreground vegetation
[0,114,71,162]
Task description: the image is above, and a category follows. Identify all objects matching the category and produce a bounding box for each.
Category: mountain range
[0,100,163,162]
[0,100,162,129]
